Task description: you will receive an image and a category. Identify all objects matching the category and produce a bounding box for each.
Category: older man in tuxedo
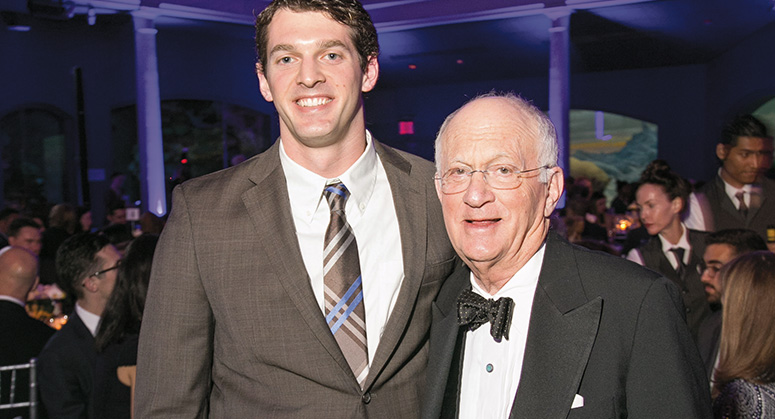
[423,93,711,419]
[135,0,455,417]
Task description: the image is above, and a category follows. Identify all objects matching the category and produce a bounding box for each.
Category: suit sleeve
[135,186,214,418]
[37,343,88,419]
[625,278,713,418]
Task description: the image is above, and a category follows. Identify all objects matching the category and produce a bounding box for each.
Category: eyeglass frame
[695,261,722,277]
[434,164,552,194]
[86,259,123,283]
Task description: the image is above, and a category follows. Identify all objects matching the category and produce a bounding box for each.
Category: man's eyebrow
[320,40,347,49]
[269,44,294,56]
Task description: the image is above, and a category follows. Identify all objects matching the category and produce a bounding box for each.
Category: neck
[281,120,368,179]
[660,219,684,245]
[78,298,105,317]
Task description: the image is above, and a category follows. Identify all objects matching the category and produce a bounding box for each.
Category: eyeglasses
[89,260,122,279]
[434,164,550,194]
[696,261,721,277]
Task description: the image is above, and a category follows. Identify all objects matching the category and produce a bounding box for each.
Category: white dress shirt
[75,302,101,336]
[280,131,404,366]
[459,244,545,419]
[626,223,691,269]
[684,169,756,231]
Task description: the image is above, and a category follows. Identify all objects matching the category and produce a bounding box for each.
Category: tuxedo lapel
[424,261,469,419]
[241,142,352,377]
[364,143,429,388]
[510,234,602,419]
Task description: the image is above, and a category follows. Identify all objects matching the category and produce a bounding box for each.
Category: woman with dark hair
[712,251,775,418]
[626,160,711,339]
[92,234,158,419]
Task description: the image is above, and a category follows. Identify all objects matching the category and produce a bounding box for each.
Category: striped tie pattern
[323,182,368,387]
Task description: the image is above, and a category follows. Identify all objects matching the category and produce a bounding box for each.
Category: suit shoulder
[375,141,436,175]
[569,241,664,289]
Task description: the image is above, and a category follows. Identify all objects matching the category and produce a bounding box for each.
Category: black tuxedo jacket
[37,311,97,419]
[0,299,54,419]
[0,299,54,365]
[423,233,712,419]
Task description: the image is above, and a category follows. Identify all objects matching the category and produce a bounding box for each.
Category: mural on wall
[569,110,658,198]
[111,100,272,204]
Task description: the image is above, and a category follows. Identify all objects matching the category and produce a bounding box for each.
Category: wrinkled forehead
[440,99,540,166]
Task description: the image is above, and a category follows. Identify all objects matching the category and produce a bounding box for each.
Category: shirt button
[486,363,494,373]
[362,392,371,404]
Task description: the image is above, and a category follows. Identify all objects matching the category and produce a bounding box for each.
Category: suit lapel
[365,142,427,388]
[241,142,352,376]
[511,234,602,419]
[425,260,469,419]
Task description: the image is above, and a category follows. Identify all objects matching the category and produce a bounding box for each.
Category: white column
[132,10,167,217]
[546,10,572,180]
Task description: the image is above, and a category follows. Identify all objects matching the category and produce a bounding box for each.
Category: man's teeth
[297,98,332,107]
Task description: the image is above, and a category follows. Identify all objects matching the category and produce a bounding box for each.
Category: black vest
[635,229,710,340]
[698,175,775,242]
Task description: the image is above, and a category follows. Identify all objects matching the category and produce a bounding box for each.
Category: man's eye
[492,165,515,175]
[326,53,339,60]
[447,168,468,178]
[278,57,293,64]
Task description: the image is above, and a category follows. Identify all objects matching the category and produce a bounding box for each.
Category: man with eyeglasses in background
[38,233,121,419]
[696,228,768,382]
[423,92,710,418]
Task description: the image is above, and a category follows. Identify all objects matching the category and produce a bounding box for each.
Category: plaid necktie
[323,182,368,388]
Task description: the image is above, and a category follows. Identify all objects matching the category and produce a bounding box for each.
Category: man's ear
[81,276,97,294]
[256,63,273,102]
[361,56,379,93]
[716,143,729,161]
[544,166,565,218]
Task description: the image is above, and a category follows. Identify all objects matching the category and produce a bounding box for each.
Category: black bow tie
[457,289,515,342]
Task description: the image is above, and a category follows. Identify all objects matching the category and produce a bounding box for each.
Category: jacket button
[362,392,371,404]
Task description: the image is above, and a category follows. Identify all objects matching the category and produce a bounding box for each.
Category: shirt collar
[75,302,101,336]
[279,131,378,223]
[471,242,546,300]
[0,295,25,307]
[658,223,691,255]
[719,168,754,195]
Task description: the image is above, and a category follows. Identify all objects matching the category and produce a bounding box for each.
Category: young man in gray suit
[135,0,455,417]
[423,93,711,418]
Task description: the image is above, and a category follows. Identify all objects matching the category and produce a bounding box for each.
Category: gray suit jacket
[136,140,456,418]
[423,233,712,419]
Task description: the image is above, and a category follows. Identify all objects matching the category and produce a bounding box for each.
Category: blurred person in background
[37,233,120,419]
[712,251,775,418]
[92,234,158,419]
[39,204,78,285]
[7,217,43,256]
[627,160,710,339]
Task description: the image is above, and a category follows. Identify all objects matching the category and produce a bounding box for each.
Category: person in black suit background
[0,247,53,419]
[625,160,711,340]
[423,92,710,418]
[37,233,121,419]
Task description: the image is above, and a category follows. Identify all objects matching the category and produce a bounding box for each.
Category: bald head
[435,92,559,183]
[0,246,39,300]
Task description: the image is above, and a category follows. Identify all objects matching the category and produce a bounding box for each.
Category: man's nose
[463,172,495,208]
[297,59,324,87]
